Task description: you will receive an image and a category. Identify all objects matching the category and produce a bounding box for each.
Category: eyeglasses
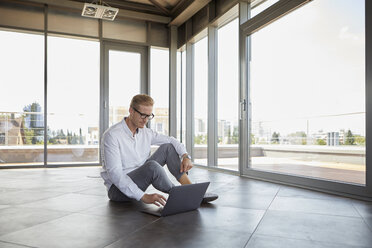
[132,107,155,120]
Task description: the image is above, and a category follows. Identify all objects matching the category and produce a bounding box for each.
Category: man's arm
[103,132,144,201]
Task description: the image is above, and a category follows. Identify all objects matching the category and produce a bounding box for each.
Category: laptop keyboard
[156,206,164,213]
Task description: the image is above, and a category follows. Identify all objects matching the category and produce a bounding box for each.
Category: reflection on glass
[150,48,169,135]
[47,36,99,164]
[249,0,365,185]
[193,36,208,166]
[109,50,140,127]
[217,18,239,171]
[0,30,44,166]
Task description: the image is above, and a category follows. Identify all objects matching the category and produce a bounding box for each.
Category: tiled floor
[0,166,372,248]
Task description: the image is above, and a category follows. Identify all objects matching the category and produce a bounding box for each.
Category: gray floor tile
[221,177,281,195]
[0,241,32,248]
[104,223,251,248]
[0,207,70,236]
[352,200,372,218]
[269,196,360,217]
[1,166,371,248]
[82,200,157,219]
[216,191,275,210]
[0,188,21,193]
[277,186,350,201]
[362,216,372,231]
[0,190,65,205]
[0,213,154,248]
[256,210,372,247]
[157,205,265,233]
[245,234,369,248]
[77,186,108,196]
[18,193,107,212]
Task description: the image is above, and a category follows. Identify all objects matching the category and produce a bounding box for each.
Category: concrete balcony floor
[0,166,372,247]
[196,157,365,185]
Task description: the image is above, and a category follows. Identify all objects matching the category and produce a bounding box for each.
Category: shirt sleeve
[102,132,145,201]
[149,129,188,157]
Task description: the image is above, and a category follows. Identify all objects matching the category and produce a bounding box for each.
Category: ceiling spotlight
[82,2,119,21]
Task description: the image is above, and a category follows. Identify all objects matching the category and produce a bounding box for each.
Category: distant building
[327,132,340,146]
[0,114,25,145]
[23,103,44,129]
[87,127,99,145]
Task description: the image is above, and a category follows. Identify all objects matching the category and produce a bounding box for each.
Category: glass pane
[182,51,186,146]
[217,18,239,171]
[176,50,186,145]
[193,36,208,166]
[249,0,365,185]
[47,36,100,165]
[177,51,182,141]
[109,50,140,127]
[150,48,169,135]
[0,30,44,166]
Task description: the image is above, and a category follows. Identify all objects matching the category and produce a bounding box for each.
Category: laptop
[141,182,210,217]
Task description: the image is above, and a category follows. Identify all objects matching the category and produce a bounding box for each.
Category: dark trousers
[108,143,185,202]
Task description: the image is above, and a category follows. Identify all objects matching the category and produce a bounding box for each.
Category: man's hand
[181,154,193,173]
[141,193,166,207]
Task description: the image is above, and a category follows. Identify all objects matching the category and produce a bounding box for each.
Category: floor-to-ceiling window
[47,36,100,164]
[247,0,366,185]
[150,47,169,135]
[182,51,186,146]
[176,49,186,144]
[193,34,208,166]
[0,30,44,166]
[217,18,240,171]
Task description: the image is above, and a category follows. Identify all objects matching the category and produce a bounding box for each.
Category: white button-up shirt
[100,118,187,201]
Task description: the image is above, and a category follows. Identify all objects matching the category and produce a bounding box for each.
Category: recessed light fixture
[81,2,119,21]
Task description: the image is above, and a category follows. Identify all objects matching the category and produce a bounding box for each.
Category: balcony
[1,144,364,185]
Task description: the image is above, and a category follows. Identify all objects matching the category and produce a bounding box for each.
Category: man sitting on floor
[100,94,218,206]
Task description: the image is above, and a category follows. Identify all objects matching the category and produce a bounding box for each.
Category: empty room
[0,0,372,247]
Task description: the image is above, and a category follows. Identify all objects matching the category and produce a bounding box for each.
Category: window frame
[239,0,372,198]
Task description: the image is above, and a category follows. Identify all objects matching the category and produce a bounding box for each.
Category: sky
[192,0,365,136]
[0,0,366,138]
[250,0,365,135]
[0,32,168,135]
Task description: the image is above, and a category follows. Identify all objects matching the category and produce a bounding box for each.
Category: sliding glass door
[47,36,100,165]
[240,0,369,196]
[101,43,147,138]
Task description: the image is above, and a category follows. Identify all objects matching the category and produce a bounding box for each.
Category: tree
[271,132,280,144]
[23,102,43,144]
[344,130,355,145]
[71,133,78,144]
[67,130,72,144]
[250,133,255,145]
[316,139,326,145]
[354,135,365,146]
[231,127,239,144]
[79,128,84,144]
[194,134,207,145]
[287,131,307,145]
[23,128,35,144]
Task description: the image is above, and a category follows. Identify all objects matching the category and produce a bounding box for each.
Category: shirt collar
[122,117,139,136]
